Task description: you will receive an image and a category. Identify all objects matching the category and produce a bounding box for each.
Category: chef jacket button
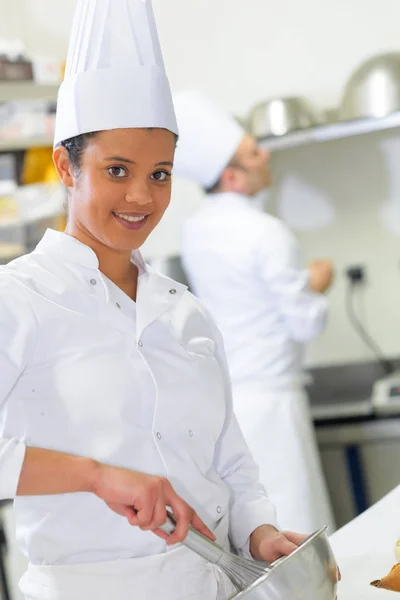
[169,288,177,295]
[138,340,143,347]
[90,278,97,286]
[217,506,222,514]
[189,430,194,437]
[116,302,121,309]
[156,432,162,440]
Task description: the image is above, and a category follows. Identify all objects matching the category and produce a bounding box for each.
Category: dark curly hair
[60,132,99,173]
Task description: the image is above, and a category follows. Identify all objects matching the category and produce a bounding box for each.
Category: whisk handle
[159,511,225,565]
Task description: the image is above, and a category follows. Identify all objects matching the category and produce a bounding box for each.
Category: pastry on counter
[371,563,400,591]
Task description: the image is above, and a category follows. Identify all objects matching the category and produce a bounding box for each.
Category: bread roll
[371,563,400,591]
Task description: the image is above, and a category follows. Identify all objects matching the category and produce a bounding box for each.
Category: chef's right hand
[93,463,215,545]
[309,259,334,294]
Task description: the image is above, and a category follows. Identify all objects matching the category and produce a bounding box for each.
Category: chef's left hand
[249,525,306,562]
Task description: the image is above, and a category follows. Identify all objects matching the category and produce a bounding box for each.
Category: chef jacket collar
[35,229,188,337]
[36,229,147,275]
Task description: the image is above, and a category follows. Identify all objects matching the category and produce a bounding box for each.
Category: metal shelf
[259,111,400,151]
[0,83,57,151]
[0,136,53,152]
[0,82,59,103]
[2,83,400,152]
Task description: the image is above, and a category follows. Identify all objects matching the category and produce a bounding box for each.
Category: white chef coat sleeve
[210,320,279,553]
[255,220,328,342]
[0,274,37,499]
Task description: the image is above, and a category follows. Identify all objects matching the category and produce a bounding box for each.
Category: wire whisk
[159,512,271,592]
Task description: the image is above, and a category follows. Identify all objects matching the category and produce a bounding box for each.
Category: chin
[96,228,146,252]
[113,234,148,252]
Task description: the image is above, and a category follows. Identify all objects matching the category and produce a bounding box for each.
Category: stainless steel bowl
[340,53,400,121]
[249,97,323,139]
[229,527,338,600]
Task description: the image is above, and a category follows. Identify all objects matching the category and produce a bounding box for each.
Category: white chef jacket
[181,192,328,386]
[0,229,277,566]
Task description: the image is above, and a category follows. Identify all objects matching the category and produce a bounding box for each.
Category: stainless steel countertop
[316,417,400,446]
[307,358,400,422]
[311,398,373,421]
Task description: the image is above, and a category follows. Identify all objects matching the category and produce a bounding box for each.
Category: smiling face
[53,128,176,252]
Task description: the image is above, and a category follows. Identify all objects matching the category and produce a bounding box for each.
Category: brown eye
[151,170,171,182]
[108,166,127,178]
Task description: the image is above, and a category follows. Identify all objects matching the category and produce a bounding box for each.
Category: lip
[112,211,150,231]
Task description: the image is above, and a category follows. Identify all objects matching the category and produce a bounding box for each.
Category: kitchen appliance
[340,53,400,121]
[371,370,400,415]
[160,513,338,600]
[249,97,323,139]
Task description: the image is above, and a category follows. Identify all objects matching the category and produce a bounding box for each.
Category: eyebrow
[104,156,173,167]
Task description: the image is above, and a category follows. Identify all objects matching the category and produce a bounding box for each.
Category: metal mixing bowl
[339,53,400,121]
[249,97,323,139]
[229,526,338,600]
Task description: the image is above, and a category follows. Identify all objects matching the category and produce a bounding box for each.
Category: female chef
[0,1,304,599]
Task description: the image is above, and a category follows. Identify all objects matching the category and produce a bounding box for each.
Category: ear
[220,166,245,193]
[220,167,237,188]
[53,146,74,187]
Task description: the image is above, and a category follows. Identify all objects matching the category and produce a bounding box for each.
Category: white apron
[19,519,237,600]
[233,383,335,534]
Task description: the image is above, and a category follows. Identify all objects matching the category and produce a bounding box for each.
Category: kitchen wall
[2,0,400,111]
[269,129,400,368]
[1,0,400,367]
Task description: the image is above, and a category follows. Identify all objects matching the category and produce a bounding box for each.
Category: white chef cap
[54,0,177,148]
[172,90,244,189]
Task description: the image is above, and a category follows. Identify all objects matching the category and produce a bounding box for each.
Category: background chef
[173,89,335,534]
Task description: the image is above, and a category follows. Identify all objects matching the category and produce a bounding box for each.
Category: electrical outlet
[346,265,365,284]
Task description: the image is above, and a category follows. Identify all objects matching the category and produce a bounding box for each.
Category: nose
[261,148,270,161]
[125,180,152,206]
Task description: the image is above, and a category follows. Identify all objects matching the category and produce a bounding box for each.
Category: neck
[66,221,138,299]
[213,188,247,197]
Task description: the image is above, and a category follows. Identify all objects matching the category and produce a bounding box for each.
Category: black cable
[346,282,395,376]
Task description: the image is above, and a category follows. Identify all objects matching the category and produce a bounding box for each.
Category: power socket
[346,265,366,284]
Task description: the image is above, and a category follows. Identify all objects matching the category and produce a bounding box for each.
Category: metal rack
[0,136,54,153]
[2,82,400,152]
[0,82,58,103]
[259,111,400,151]
[0,82,58,152]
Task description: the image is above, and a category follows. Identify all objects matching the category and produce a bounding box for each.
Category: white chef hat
[54,0,177,148]
[172,90,244,189]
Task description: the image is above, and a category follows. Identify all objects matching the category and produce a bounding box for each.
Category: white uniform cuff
[0,438,26,499]
[229,498,279,556]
